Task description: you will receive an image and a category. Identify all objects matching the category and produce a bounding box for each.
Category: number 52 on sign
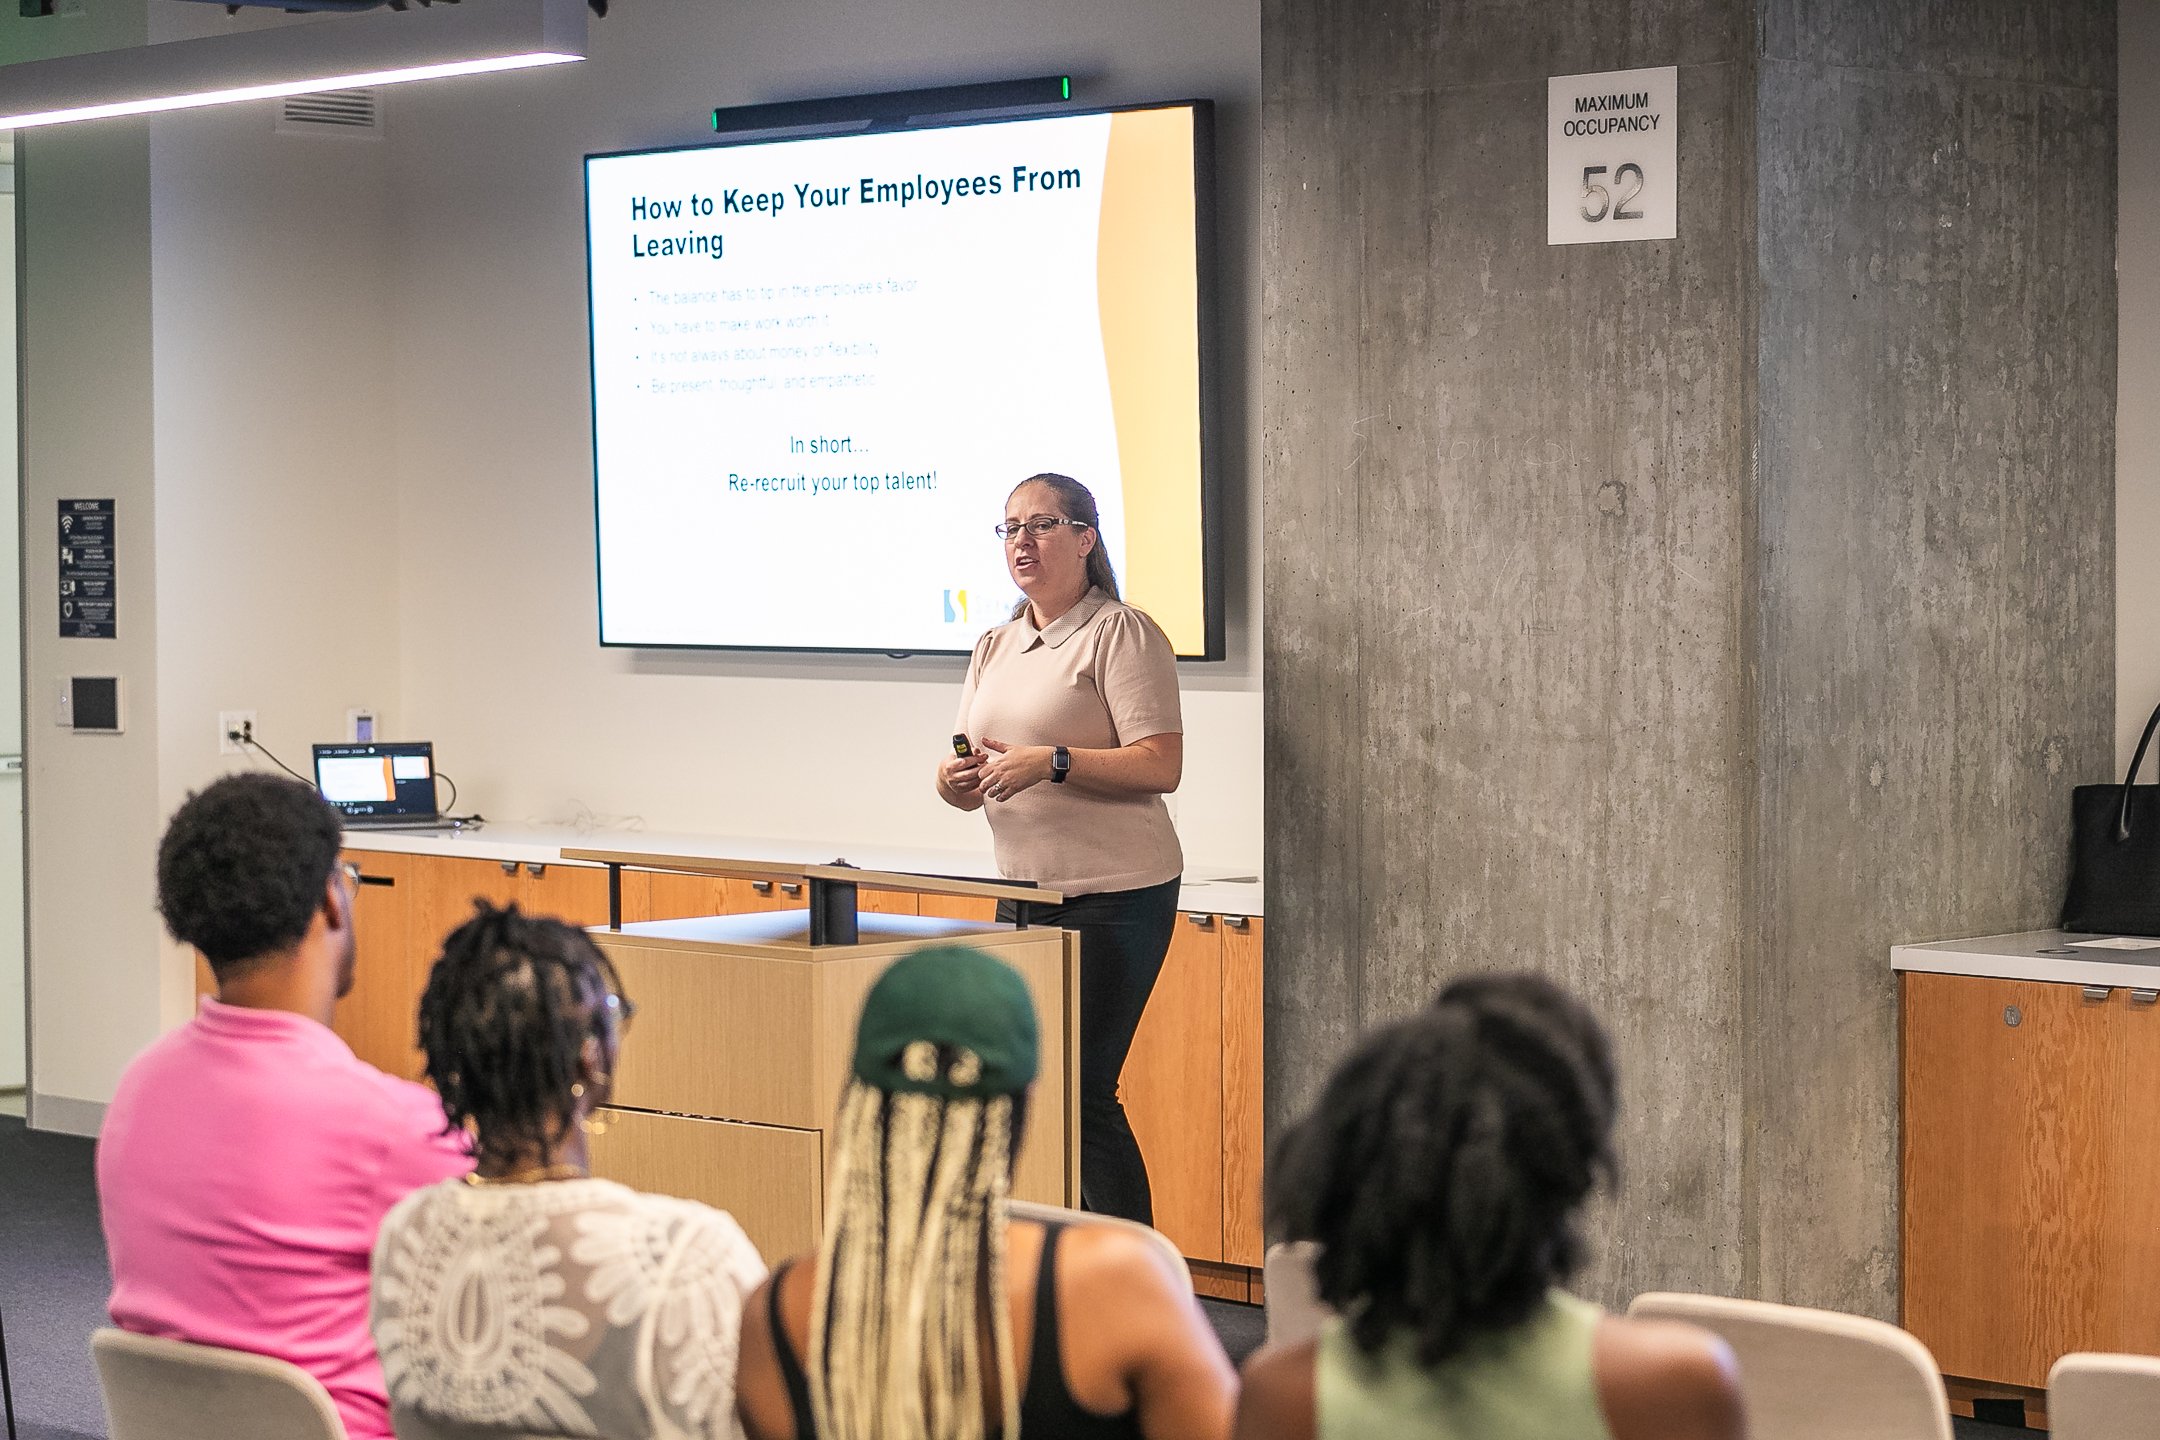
[1548,66,1677,245]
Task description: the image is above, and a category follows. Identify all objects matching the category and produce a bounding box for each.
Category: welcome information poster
[586,105,1210,655]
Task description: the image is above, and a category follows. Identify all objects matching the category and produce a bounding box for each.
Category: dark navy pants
[998,875,1182,1224]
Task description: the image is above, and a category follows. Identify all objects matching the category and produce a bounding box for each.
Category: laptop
[314,741,460,831]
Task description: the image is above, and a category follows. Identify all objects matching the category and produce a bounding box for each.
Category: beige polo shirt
[954,588,1184,896]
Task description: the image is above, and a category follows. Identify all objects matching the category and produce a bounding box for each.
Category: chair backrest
[2048,1352,2160,1440]
[1626,1293,1952,1440]
[92,1327,346,1440]
[1004,1199,1192,1293]
[1262,1241,1329,1347]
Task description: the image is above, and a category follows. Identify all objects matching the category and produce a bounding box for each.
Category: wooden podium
[563,849,1077,1262]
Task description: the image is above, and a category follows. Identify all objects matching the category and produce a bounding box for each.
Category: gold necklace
[463,1163,589,1187]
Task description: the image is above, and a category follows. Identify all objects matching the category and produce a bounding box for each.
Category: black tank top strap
[1020,1220,1146,1440]
[768,1258,819,1440]
[773,1229,1144,1440]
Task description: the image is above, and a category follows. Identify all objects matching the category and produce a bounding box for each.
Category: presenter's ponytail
[1008,472,1120,621]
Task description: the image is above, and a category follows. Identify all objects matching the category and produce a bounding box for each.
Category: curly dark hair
[1268,971,1618,1366]
[417,902,626,1166]
[155,773,344,974]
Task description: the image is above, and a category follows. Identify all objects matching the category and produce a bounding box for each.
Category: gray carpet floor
[1,1117,109,1440]
[0,1115,2026,1437]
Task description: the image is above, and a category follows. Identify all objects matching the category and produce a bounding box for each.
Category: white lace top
[370,1177,766,1440]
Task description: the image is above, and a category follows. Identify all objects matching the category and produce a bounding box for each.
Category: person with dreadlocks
[735,945,1235,1440]
[369,902,766,1440]
[1232,973,1746,1440]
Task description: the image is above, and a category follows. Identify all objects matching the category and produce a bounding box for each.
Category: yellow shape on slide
[1097,108,1205,654]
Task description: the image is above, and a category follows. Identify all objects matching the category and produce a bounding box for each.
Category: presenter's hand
[940,751,987,796]
[978,739,1054,803]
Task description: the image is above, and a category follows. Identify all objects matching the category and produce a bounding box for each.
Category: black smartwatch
[1050,746,1071,784]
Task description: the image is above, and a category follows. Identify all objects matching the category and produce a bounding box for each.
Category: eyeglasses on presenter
[993,517,1093,542]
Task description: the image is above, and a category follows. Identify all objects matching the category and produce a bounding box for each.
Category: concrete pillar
[1263,0,2115,1316]
[1747,0,2116,1311]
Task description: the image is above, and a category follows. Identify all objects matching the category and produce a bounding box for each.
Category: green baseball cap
[851,945,1040,1099]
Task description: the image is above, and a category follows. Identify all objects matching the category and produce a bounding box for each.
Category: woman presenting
[937,471,1184,1225]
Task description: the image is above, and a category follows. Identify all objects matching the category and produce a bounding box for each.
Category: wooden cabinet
[328,853,614,1079]
[406,854,611,942]
[590,1108,824,1262]
[1222,914,1266,1266]
[642,871,903,922]
[330,851,423,1080]
[1122,912,1265,1277]
[1125,913,1226,1260]
[589,906,1076,1260]
[216,844,1265,1283]
[919,894,999,923]
[1902,972,2160,1391]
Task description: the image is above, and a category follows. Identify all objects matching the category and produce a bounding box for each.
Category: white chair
[1005,1198,1193,1293]
[2048,1352,2160,1439]
[92,1327,346,1440]
[1262,1241,1329,1347]
[1627,1292,1952,1440]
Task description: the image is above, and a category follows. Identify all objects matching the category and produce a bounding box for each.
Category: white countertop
[1171,877,1264,918]
[1892,929,2160,988]
[342,823,1264,916]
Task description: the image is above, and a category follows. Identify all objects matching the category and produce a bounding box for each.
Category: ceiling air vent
[276,89,381,137]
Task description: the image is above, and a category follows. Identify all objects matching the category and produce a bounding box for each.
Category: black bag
[2063,700,2160,936]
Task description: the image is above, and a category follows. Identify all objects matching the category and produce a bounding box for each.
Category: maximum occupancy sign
[1546,66,1678,246]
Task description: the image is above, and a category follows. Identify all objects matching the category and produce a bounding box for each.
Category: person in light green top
[1234,974,1746,1440]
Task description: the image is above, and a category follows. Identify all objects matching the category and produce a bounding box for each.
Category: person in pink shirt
[97,773,470,1440]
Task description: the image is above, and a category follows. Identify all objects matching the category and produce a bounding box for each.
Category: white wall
[145,100,406,830]
[381,0,1264,867]
[2124,0,2160,771]
[147,96,408,1031]
[18,118,164,1132]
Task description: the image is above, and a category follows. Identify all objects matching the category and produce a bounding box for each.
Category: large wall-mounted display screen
[586,101,1219,657]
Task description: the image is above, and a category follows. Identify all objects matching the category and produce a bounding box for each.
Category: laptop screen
[313,742,438,820]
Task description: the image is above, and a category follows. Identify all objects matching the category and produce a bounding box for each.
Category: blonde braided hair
[808,1041,1021,1440]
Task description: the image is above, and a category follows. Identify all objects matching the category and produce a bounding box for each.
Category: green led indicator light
[1061,77,1071,100]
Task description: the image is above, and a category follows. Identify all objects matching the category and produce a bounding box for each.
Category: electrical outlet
[218,710,257,756]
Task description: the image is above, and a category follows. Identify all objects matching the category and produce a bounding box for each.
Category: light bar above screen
[585,100,1221,658]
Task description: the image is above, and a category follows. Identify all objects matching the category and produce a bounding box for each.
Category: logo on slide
[942,589,970,624]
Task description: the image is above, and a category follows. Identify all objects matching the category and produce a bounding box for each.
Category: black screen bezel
[582,97,1225,661]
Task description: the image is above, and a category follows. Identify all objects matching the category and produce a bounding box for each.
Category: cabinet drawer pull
[356,874,394,888]
[780,882,803,898]
[2083,984,2114,1003]
[1223,914,1250,930]
[525,862,547,879]
[2135,989,2160,1006]
[751,880,774,895]
[499,861,520,876]
[1186,913,1215,928]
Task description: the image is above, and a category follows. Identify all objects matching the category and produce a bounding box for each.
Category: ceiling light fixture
[0,0,584,132]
